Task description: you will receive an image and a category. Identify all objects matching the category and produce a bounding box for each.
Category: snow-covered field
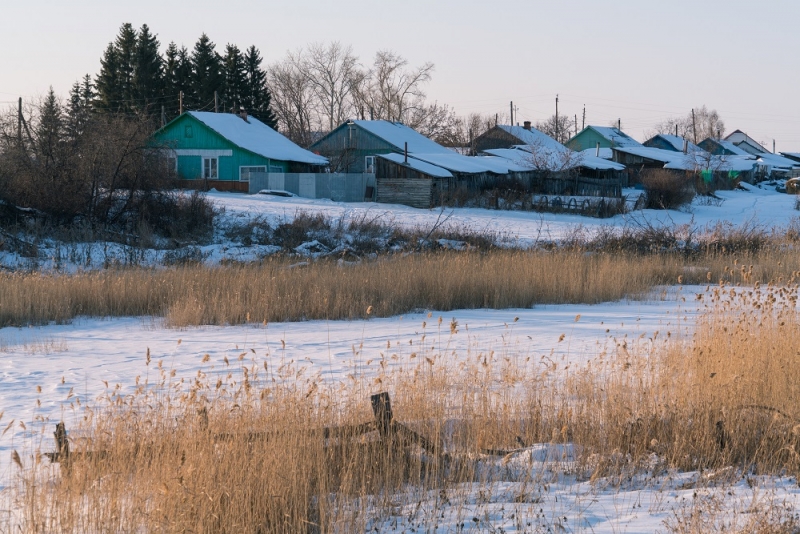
[2,186,800,532]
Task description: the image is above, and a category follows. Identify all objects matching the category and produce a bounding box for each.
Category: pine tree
[133,24,163,113]
[114,23,138,112]
[35,87,63,168]
[95,42,121,112]
[190,33,223,110]
[66,75,95,142]
[163,42,192,119]
[242,45,277,128]
[95,23,138,113]
[222,44,246,113]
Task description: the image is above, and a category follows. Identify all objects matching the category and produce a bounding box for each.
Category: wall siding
[154,114,288,181]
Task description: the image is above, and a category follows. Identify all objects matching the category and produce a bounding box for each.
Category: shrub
[641,169,695,210]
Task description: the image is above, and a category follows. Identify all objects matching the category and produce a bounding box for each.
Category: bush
[640,169,695,210]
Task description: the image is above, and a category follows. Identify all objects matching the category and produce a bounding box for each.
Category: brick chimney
[523,121,532,131]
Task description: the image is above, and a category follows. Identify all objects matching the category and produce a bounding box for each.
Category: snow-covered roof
[496,125,566,151]
[580,154,626,171]
[353,120,453,154]
[376,153,453,178]
[647,134,703,154]
[486,147,625,172]
[587,126,643,148]
[613,146,681,163]
[664,154,757,172]
[713,138,752,156]
[187,111,328,165]
[581,147,614,161]
[411,152,516,174]
[781,152,800,161]
[757,152,800,170]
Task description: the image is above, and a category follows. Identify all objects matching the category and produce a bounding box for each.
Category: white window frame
[365,155,375,173]
[202,157,218,179]
[239,165,267,182]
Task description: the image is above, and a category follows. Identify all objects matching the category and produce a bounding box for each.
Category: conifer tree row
[92,23,276,128]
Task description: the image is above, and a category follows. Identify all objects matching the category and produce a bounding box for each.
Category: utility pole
[179,91,183,115]
[773,139,776,154]
[555,94,559,140]
[675,124,678,137]
[691,108,697,144]
[574,114,578,138]
[618,118,621,130]
[17,97,22,147]
[582,105,586,130]
[214,91,218,113]
[510,101,513,127]
[161,105,166,128]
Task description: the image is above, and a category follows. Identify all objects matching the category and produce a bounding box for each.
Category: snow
[647,133,703,153]
[497,124,564,151]
[581,146,614,160]
[376,153,454,178]
[587,125,643,148]
[711,138,754,157]
[613,145,682,164]
[757,152,800,170]
[3,186,800,530]
[353,120,453,155]
[187,111,328,165]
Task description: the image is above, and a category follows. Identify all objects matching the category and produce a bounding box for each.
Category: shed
[153,111,327,191]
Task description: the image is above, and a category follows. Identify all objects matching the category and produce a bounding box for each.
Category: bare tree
[523,138,584,177]
[268,52,318,147]
[303,42,359,132]
[535,114,575,144]
[651,106,726,142]
[352,50,434,124]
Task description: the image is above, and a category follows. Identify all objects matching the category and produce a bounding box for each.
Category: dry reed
[3,248,800,328]
[4,279,800,531]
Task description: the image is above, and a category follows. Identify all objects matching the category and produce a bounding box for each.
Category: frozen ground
[2,185,800,531]
[1,181,797,271]
[4,287,800,532]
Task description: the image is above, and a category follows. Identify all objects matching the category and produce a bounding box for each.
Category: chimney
[683,139,688,154]
[523,121,531,131]
[239,110,248,123]
[404,142,408,164]
[595,141,600,158]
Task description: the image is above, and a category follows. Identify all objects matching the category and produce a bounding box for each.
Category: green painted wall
[567,129,612,152]
[153,114,288,181]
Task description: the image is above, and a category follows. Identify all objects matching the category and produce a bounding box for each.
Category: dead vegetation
[5,280,800,531]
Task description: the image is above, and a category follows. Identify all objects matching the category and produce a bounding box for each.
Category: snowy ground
[1,181,798,271]
[2,186,800,531]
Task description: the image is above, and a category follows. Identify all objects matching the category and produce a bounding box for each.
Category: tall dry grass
[4,281,800,531]
[3,248,800,327]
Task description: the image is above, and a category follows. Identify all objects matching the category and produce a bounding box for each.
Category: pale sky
[2,0,799,150]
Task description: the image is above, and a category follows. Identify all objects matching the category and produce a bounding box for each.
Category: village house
[311,120,532,208]
[153,111,328,192]
[566,125,643,157]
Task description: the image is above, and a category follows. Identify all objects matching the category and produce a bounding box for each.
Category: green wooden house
[566,125,642,153]
[153,111,328,190]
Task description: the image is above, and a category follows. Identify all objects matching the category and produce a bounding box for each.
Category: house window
[365,156,375,174]
[269,165,282,173]
[240,166,267,181]
[184,125,193,138]
[203,157,218,179]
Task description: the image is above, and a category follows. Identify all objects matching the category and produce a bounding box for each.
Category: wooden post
[179,91,183,115]
[55,422,70,464]
[371,392,393,439]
